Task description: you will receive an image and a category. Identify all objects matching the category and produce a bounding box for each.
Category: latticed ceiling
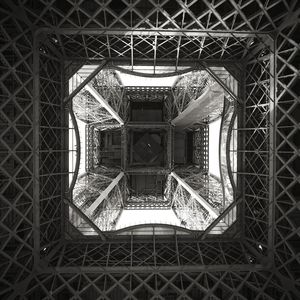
[0,0,299,298]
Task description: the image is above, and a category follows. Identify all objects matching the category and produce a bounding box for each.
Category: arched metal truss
[67,65,237,233]
[0,0,299,298]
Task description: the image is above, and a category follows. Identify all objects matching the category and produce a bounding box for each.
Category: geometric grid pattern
[0,0,299,298]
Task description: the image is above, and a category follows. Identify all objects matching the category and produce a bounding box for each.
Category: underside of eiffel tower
[0,0,299,299]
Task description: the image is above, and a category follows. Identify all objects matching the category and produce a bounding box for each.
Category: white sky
[77,118,86,176]
[116,71,178,86]
[116,209,181,229]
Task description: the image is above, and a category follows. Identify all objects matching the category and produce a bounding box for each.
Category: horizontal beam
[45,27,271,38]
[127,122,170,129]
[86,172,124,214]
[126,167,169,175]
[171,172,218,218]
[62,58,245,67]
[43,264,265,273]
[84,83,124,125]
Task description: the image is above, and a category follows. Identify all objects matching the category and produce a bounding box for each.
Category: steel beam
[65,199,106,240]
[86,172,124,214]
[43,263,266,273]
[200,63,238,102]
[268,40,276,265]
[167,125,173,170]
[171,172,218,218]
[84,83,124,125]
[68,106,81,196]
[33,33,40,267]
[200,199,241,240]
[63,61,107,104]
[126,122,169,129]
[43,27,272,38]
[126,168,168,175]
[121,127,127,170]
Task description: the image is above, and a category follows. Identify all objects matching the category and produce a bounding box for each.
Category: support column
[168,125,173,170]
[268,39,276,266]
[121,127,127,170]
[33,33,40,267]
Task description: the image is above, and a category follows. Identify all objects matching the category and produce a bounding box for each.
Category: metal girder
[84,82,124,125]
[47,28,272,38]
[200,63,239,102]
[63,61,107,104]
[126,122,169,129]
[33,31,40,268]
[47,238,253,268]
[86,172,124,215]
[23,270,292,299]
[268,41,276,266]
[125,167,169,175]
[121,127,127,170]
[200,198,241,240]
[44,263,265,273]
[68,106,81,195]
[64,199,106,240]
[171,172,218,218]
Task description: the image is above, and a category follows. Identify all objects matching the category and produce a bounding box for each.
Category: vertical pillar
[268,38,276,265]
[167,125,173,170]
[121,127,127,170]
[33,32,40,267]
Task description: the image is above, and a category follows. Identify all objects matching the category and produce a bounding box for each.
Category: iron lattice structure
[0,0,299,298]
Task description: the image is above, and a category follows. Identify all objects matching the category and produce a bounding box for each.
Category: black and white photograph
[0,0,299,298]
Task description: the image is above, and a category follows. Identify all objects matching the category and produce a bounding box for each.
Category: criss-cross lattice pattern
[1,0,300,298]
[92,70,123,116]
[24,0,291,65]
[92,183,123,231]
[180,170,225,211]
[172,70,216,116]
[73,89,118,125]
[0,11,35,293]
[274,19,300,285]
[172,178,215,230]
[242,39,273,257]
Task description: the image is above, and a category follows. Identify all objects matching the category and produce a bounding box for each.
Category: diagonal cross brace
[86,172,124,215]
[84,82,124,125]
[64,61,107,104]
[171,172,218,218]
[200,63,239,102]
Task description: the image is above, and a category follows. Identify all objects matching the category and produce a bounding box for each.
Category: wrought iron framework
[0,0,299,298]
